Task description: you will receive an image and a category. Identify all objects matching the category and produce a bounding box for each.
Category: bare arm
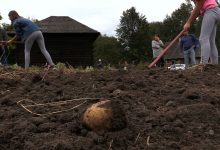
[183,0,205,31]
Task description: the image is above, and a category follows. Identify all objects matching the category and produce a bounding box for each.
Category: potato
[82,100,113,131]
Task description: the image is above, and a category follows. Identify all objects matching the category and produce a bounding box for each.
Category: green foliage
[149,22,164,38]
[93,35,123,65]
[147,0,203,53]
[9,63,23,70]
[56,62,67,70]
[116,7,151,63]
[0,14,12,31]
[161,2,194,41]
[2,23,13,31]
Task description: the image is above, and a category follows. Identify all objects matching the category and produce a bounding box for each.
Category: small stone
[165,101,176,107]
[113,89,122,95]
[209,129,214,135]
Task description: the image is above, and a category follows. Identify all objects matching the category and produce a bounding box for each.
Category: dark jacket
[180,34,200,51]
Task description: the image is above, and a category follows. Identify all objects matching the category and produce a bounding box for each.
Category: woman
[7,10,55,69]
[151,34,165,67]
[183,0,220,65]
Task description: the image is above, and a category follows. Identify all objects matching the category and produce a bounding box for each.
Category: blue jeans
[183,47,196,67]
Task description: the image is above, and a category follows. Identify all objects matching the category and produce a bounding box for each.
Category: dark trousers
[154,57,165,67]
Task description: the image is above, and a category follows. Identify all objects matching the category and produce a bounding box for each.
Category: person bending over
[7,10,55,69]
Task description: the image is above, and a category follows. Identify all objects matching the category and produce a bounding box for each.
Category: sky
[1,0,186,36]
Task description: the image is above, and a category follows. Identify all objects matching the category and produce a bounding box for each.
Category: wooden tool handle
[148,30,184,68]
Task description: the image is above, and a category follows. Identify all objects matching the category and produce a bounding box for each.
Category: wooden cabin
[10,16,100,67]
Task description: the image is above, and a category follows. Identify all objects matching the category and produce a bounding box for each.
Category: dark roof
[164,41,201,60]
[36,16,99,33]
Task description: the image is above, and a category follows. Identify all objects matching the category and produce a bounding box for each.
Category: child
[183,0,220,64]
[7,10,55,69]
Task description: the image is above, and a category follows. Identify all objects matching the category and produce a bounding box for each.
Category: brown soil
[0,65,220,150]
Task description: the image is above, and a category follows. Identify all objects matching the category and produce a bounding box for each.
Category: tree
[93,35,123,65]
[161,2,194,42]
[147,0,199,63]
[2,23,13,31]
[116,7,151,63]
[149,22,164,37]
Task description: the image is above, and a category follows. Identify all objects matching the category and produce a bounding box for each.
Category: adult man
[0,27,8,65]
[152,34,165,67]
[180,31,200,67]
